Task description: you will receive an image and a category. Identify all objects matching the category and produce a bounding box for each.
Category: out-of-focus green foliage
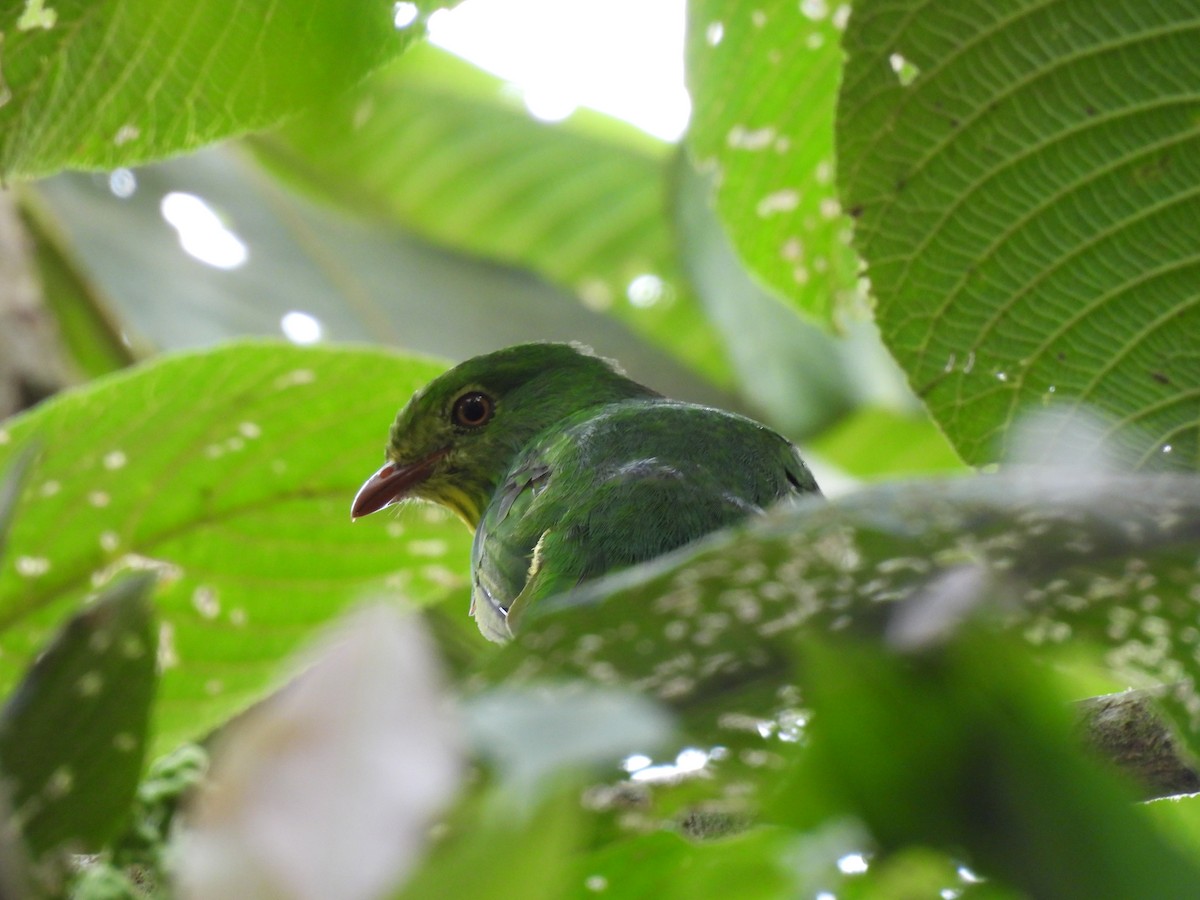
[0,0,1197,896]
[0,573,156,863]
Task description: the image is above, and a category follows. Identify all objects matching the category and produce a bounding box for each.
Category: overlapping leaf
[685,0,859,323]
[0,343,473,750]
[786,636,1200,895]
[255,44,733,389]
[487,470,1200,762]
[0,0,445,180]
[26,147,730,408]
[838,0,1200,468]
[0,572,156,858]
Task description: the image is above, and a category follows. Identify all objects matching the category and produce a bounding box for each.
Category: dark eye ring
[452,392,494,428]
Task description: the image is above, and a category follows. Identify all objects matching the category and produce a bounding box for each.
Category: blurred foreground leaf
[397,786,583,900]
[175,606,462,900]
[577,827,804,900]
[0,572,157,859]
[785,635,1200,896]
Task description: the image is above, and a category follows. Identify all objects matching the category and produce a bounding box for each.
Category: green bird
[352,343,820,642]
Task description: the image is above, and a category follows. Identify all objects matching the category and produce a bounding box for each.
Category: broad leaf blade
[685,0,858,323]
[0,571,157,857]
[0,343,474,751]
[673,159,854,438]
[28,148,732,409]
[808,406,966,478]
[485,471,1200,772]
[397,788,582,900]
[577,828,805,900]
[837,0,1200,468]
[255,44,734,389]
[0,0,442,181]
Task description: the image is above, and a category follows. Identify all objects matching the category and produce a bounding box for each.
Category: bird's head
[351,343,656,528]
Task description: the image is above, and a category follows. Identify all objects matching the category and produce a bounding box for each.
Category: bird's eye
[452,392,494,428]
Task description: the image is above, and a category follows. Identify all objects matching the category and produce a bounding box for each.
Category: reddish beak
[351,450,446,520]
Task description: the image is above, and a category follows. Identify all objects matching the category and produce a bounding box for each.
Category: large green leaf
[469,468,1200,888]
[0,572,157,859]
[808,406,966,478]
[837,0,1200,468]
[685,0,858,323]
[398,788,583,900]
[484,470,1200,787]
[0,0,442,181]
[254,44,734,389]
[26,147,732,409]
[0,343,473,750]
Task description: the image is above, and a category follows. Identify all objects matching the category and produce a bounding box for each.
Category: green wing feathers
[470,400,819,640]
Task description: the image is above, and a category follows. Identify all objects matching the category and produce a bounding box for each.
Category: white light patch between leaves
[161,192,249,270]
[392,1,419,28]
[280,311,323,345]
[174,606,463,900]
[428,0,690,141]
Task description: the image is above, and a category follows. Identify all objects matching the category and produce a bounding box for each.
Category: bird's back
[470,398,819,640]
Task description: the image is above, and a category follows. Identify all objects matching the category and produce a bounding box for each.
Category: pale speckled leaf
[0,343,473,752]
[0,0,446,181]
[485,471,1200,764]
[837,0,1200,469]
[673,160,854,438]
[685,0,858,323]
[0,572,156,857]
